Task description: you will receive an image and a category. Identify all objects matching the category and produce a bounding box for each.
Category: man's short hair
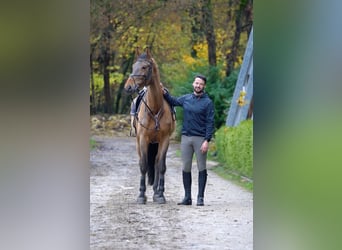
[195,74,207,84]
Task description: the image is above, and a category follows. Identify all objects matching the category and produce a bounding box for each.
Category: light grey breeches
[180,135,207,172]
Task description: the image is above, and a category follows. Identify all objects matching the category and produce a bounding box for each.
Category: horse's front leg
[153,149,168,204]
[137,153,148,204]
[153,168,160,202]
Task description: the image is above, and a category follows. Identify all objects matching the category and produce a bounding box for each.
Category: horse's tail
[147,143,158,185]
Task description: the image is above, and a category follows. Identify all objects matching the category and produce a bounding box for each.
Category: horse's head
[124,47,154,95]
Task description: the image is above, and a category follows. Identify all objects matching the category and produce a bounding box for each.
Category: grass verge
[176,149,253,191]
[90,138,97,150]
[212,164,253,191]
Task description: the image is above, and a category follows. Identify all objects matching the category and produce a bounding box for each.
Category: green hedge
[215,120,253,179]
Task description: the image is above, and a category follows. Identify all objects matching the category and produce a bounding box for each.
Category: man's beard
[193,87,204,95]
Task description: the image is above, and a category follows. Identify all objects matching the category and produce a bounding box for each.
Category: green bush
[215,120,253,179]
[205,66,238,128]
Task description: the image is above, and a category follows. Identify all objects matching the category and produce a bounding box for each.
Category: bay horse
[124,47,175,204]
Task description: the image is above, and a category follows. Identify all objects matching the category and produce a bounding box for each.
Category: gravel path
[90,136,253,250]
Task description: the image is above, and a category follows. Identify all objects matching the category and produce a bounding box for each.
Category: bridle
[129,59,153,91]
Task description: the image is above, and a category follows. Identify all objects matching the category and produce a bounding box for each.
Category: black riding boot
[177,171,192,205]
[197,169,207,206]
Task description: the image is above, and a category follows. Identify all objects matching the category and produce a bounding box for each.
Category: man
[163,75,215,206]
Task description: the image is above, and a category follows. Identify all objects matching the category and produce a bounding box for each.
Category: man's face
[192,77,206,94]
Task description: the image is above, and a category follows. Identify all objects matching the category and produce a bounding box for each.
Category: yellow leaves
[193,43,208,60]
[235,55,243,68]
[237,88,247,107]
[216,28,228,42]
[215,28,228,61]
[182,55,196,65]
[179,42,208,69]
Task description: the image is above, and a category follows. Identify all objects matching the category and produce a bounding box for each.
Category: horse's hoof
[137,196,147,204]
[153,194,159,202]
[154,195,166,204]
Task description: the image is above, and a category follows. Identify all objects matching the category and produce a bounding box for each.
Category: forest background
[90,0,253,131]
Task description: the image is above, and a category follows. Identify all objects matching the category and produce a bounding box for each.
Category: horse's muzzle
[124,77,139,94]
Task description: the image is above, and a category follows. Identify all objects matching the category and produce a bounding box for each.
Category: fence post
[226,27,253,127]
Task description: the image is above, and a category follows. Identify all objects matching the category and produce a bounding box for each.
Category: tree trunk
[244,0,253,37]
[114,53,135,114]
[226,0,253,77]
[103,48,112,114]
[188,3,203,58]
[202,0,216,66]
[90,51,96,114]
[225,1,243,77]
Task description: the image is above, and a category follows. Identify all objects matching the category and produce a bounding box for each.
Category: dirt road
[90,136,253,250]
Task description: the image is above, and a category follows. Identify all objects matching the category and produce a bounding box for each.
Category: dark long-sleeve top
[164,92,215,142]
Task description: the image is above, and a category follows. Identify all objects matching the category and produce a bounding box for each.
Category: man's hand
[200,140,209,154]
[162,87,169,95]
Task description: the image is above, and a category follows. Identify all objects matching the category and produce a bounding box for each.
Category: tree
[90,0,114,113]
[225,0,253,77]
[202,0,217,66]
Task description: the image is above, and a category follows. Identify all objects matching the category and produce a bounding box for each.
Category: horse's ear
[145,46,152,59]
[135,47,140,60]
